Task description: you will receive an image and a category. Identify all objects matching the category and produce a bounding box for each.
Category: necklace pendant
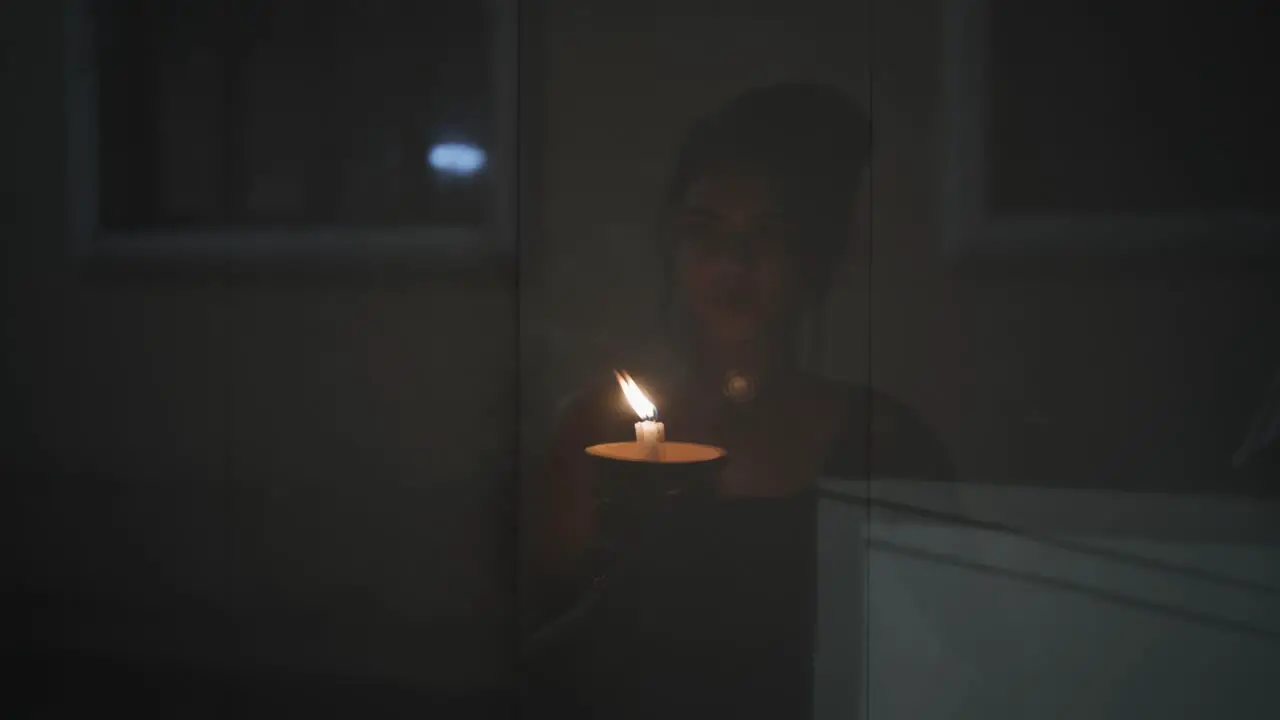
[723,370,758,404]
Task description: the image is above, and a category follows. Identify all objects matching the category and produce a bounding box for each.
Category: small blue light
[427,143,486,175]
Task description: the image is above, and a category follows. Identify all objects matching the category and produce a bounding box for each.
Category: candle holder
[582,441,727,584]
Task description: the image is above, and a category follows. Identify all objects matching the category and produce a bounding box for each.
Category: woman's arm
[522,388,613,626]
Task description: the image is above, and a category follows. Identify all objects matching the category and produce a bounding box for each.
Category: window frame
[938,0,1280,259]
[63,0,517,268]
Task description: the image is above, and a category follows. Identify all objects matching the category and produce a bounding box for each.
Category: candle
[635,418,665,445]
[616,370,665,458]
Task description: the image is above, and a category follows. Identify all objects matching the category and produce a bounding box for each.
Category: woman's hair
[662,83,871,294]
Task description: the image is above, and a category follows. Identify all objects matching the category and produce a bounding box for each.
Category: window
[940,0,1280,257]
[67,0,515,262]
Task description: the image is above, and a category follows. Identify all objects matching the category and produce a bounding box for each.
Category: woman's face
[671,169,802,346]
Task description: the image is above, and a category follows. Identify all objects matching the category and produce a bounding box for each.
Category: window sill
[72,225,516,280]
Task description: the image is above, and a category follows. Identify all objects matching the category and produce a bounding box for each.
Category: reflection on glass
[428,143,487,176]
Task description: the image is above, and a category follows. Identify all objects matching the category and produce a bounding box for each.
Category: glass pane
[517,2,877,716]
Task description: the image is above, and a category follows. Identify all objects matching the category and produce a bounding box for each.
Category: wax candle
[616,370,665,458]
[635,418,666,445]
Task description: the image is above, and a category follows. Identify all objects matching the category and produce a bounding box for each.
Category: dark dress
[524,380,950,719]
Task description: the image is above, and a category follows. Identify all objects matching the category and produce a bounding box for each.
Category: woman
[524,83,951,718]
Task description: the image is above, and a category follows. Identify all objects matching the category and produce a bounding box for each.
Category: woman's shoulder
[805,376,907,421]
[822,378,954,482]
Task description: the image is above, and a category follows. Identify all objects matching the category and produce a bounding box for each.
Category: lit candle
[616,370,665,458]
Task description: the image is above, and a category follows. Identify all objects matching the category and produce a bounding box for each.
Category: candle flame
[615,370,656,420]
